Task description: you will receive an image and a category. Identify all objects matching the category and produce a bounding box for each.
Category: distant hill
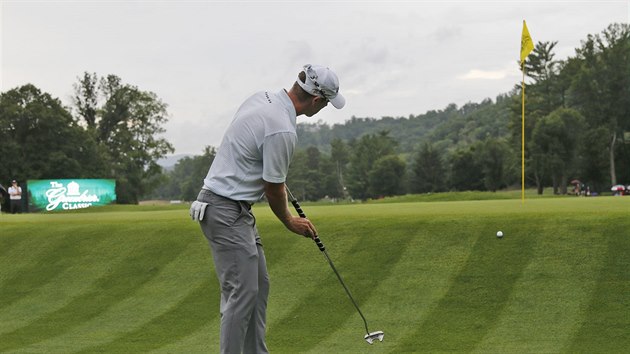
[157,154,193,171]
[157,95,513,172]
[296,94,514,154]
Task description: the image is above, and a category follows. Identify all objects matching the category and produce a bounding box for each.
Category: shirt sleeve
[262,132,297,183]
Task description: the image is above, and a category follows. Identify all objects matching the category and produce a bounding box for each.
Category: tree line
[1,23,627,203]
[285,23,629,199]
[160,23,627,201]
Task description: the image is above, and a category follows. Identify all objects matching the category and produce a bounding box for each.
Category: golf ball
[496,231,503,238]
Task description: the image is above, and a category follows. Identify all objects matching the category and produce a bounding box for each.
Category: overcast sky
[1,0,628,155]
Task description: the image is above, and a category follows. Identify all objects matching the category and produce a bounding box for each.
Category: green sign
[28,179,116,212]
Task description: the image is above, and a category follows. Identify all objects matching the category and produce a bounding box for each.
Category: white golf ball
[496,231,504,238]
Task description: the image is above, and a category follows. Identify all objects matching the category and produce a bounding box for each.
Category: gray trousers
[197,190,270,354]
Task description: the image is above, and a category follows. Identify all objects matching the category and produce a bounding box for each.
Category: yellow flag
[520,20,533,203]
[520,20,534,62]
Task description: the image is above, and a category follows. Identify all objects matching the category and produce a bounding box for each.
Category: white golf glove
[189,201,209,221]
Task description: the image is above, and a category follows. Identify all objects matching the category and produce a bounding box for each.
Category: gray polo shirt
[204,89,297,203]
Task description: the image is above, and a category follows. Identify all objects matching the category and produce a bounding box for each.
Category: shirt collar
[278,89,297,128]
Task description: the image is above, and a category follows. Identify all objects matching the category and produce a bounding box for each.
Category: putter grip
[291,200,306,218]
[313,236,326,252]
[290,199,326,252]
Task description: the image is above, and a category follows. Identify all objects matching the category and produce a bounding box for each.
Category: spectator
[8,180,22,214]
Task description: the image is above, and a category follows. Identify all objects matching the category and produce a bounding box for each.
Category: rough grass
[0,196,628,353]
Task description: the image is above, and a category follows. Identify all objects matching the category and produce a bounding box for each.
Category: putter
[285,186,385,345]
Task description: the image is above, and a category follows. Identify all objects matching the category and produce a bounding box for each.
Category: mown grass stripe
[147,323,217,354]
[472,219,608,353]
[263,221,371,352]
[148,214,363,353]
[0,233,189,352]
[15,229,208,353]
[0,230,85,312]
[264,219,356,325]
[147,217,308,354]
[306,219,482,354]
[266,220,416,352]
[13,227,207,354]
[0,228,25,259]
[394,218,537,352]
[0,225,70,288]
[0,229,138,335]
[76,279,218,354]
[568,218,630,353]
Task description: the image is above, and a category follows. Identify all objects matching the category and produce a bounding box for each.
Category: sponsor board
[28,179,116,212]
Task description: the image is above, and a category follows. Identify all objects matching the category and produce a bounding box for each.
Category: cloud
[432,26,463,42]
[458,69,507,80]
[457,66,519,80]
[363,45,389,65]
[285,41,315,64]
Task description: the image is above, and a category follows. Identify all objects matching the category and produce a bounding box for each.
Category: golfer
[190,64,345,354]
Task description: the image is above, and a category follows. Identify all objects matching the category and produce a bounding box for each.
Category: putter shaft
[285,186,371,336]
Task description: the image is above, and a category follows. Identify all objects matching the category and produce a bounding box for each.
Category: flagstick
[520,19,533,204]
[521,62,526,203]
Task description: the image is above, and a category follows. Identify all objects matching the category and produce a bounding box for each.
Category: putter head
[364,331,384,344]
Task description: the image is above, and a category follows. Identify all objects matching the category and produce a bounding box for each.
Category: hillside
[296,94,514,153]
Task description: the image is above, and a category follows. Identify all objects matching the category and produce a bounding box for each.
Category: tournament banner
[28,179,116,212]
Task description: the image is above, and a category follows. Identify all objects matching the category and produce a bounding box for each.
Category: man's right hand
[285,216,318,239]
[264,182,318,239]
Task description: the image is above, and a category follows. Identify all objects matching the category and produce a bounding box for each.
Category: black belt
[200,189,253,209]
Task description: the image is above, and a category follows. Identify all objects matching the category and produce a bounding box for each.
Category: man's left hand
[190,201,209,221]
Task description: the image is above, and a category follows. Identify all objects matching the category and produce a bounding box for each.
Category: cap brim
[329,93,345,109]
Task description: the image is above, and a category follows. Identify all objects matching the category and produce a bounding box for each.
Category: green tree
[330,138,350,197]
[305,145,321,171]
[0,84,108,184]
[570,23,630,186]
[286,150,314,201]
[147,147,216,201]
[532,108,585,194]
[578,127,610,193]
[177,147,216,201]
[447,147,484,191]
[525,41,563,116]
[286,146,338,201]
[73,72,99,129]
[286,147,324,201]
[346,131,397,200]
[410,142,445,193]
[476,138,512,192]
[512,41,564,192]
[368,155,406,197]
[73,74,174,203]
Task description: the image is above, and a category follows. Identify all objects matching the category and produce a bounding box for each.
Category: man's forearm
[264,181,318,238]
[264,182,292,226]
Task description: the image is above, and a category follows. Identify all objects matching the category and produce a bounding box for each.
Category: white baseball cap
[297,64,345,109]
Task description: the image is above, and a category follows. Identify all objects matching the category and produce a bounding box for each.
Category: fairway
[1,197,629,353]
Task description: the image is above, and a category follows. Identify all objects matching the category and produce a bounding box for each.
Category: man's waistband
[198,189,253,208]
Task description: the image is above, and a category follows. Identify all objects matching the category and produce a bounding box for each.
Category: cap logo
[303,64,339,100]
[297,63,345,109]
[304,64,327,99]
